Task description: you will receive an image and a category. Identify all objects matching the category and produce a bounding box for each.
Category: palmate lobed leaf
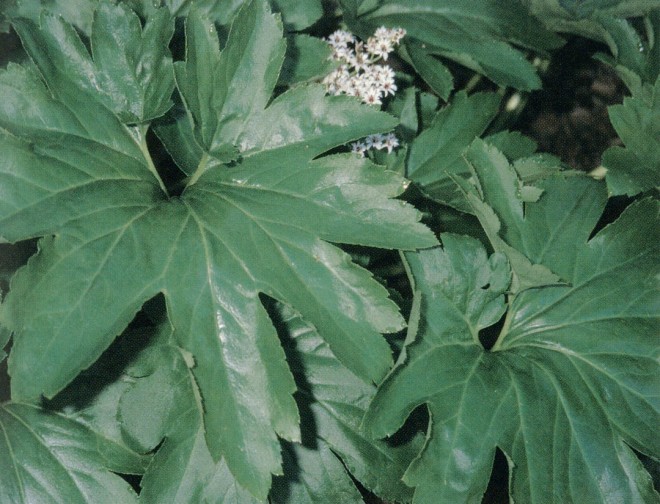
[272,303,421,503]
[114,323,261,504]
[0,402,142,503]
[0,0,437,498]
[365,148,660,502]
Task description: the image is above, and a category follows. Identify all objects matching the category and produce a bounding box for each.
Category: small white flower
[362,87,382,105]
[364,134,384,149]
[327,29,354,48]
[351,141,367,157]
[321,26,405,156]
[383,132,399,154]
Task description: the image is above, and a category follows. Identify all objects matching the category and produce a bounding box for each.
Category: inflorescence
[322,27,405,158]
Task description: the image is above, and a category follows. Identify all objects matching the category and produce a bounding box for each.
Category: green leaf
[153,103,206,176]
[0,0,437,498]
[603,77,660,196]
[523,0,660,40]
[402,39,454,100]
[117,338,261,503]
[0,402,139,503]
[366,203,660,502]
[271,0,323,31]
[274,303,420,503]
[5,0,97,34]
[91,2,175,123]
[278,34,337,87]
[353,0,563,90]
[483,130,539,160]
[13,3,175,125]
[458,139,566,292]
[407,91,501,211]
[173,2,286,159]
[271,442,364,503]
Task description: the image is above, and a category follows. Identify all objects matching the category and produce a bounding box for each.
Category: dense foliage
[0,0,658,502]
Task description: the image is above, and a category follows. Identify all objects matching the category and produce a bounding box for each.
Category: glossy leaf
[173,2,286,159]
[407,92,501,211]
[0,0,436,498]
[13,3,175,125]
[4,0,97,34]
[275,303,420,503]
[117,335,260,504]
[458,139,564,292]
[278,34,337,87]
[365,182,660,502]
[402,40,454,100]
[351,0,563,90]
[271,442,364,503]
[91,2,175,123]
[0,402,139,503]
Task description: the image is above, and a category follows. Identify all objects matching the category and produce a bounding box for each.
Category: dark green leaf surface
[603,77,660,196]
[407,92,501,211]
[5,0,97,34]
[13,4,175,125]
[276,303,420,503]
[402,40,454,100]
[523,0,660,40]
[365,184,660,502]
[91,3,175,123]
[458,139,565,292]
[353,0,563,90]
[174,2,286,159]
[271,0,323,31]
[271,442,364,503]
[0,0,436,498]
[117,336,260,504]
[278,34,337,87]
[0,403,139,503]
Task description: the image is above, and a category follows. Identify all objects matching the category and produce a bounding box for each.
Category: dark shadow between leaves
[634,448,660,494]
[42,294,167,413]
[588,194,636,240]
[0,341,10,403]
[482,447,510,504]
[263,294,318,449]
[478,311,507,351]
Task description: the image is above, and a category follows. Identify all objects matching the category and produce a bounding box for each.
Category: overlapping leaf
[406,91,501,210]
[365,148,660,502]
[272,303,421,503]
[603,77,660,196]
[0,402,142,503]
[595,12,660,197]
[115,326,260,504]
[0,0,436,498]
[522,0,659,40]
[344,0,563,91]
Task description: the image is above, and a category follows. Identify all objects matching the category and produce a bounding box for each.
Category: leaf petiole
[187,152,210,188]
[490,293,515,352]
[134,124,169,197]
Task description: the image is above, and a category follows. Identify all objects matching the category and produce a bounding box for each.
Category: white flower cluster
[322,27,405,157]
[350,133,399,157]
[323,27,405,106]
